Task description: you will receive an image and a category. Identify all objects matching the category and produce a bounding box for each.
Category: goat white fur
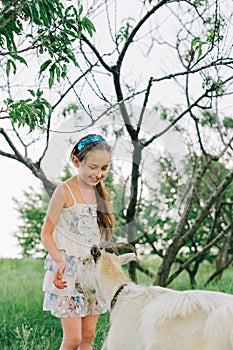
[82,245,233,350]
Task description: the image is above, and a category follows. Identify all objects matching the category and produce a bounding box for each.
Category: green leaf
[11,54,27,66]
[28,89,36,97]
[61,64,67,79]
[6,59,17,76]
[64,29,79,39]
[55,65,61,82]
[36,89,43,98]
[82,17,96,37]
[223,117,233,129]
[39,59,52,76]
[48,64,55,88]
[191,37,200,48]
[79,5,83,15]
[197,42,203,59]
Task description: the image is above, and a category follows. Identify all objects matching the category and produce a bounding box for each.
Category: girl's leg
[79,315,99,350]
[60,317,82,350]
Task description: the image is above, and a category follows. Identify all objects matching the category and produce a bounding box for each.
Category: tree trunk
[215,230,232,280]
[126,143,143,281]
[26,160,56,198]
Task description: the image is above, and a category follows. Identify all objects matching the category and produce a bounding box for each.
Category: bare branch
[0,149,20,161]
[144,74,233,147]
[116,0,171,70]
[0,127,26,163]
[52,65,97,110]
[152,59,233,83]
[133,221,164,258]
[0,44,40,56]
[0,116,10,120]
[205,256,233,286]
[113,70,137,139]
[144,90,209,147]
[167,220,233,285]
[136,77,153,137]
[80,33,114,73]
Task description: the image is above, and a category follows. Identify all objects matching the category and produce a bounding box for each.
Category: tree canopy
[1,0,95,126]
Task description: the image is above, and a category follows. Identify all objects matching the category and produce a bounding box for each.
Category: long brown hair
[71,134,113,241]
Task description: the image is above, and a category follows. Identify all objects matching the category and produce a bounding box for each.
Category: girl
[41,134,113,350]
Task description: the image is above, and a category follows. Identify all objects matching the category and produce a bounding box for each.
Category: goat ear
[118,253,137,265]
[90,245,101,263]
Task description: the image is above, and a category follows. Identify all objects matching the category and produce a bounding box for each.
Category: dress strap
[63,182,77,205]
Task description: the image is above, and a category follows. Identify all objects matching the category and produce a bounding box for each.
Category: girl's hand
[53,262,67,289]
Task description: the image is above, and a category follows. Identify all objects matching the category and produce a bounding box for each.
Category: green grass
[0,259,108,349]
[1,257,233,349]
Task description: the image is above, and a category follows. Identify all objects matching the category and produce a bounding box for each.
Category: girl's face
[76,149,111,187]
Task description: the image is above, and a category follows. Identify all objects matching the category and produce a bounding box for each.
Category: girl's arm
[41,183,67,289]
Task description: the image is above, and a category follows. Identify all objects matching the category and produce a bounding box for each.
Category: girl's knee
[62,334,82,349]
[82,328,96,344]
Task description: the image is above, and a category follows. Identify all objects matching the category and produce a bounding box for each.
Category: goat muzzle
[90,245,102,262]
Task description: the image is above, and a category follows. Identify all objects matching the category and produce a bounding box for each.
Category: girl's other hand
[53,262,67,289]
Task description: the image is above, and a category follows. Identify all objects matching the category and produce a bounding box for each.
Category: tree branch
[0,127,55,196]
[205,256,233,286]
[136,77,153,137]
[116,0,171,70]
[166,220,233,286]
[151,59,233,83]
[80,34,114,73]
[52,65,97,110]
[155,152,233,286]
[144,74,233,148]
[144,90,209,147]
[136,262,156,279]
[0,127,26,163]
[113,74,137,139]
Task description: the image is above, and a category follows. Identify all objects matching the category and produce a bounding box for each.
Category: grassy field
[1,257,233,349]
[0,258,109,349]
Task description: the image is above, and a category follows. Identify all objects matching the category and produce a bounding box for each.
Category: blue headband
[76,135,106,152]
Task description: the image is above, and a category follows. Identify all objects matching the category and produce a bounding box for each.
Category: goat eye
[83,257,91,265]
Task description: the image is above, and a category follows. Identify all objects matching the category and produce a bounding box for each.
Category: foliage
[0,0,95,130]
[6,89,52,132]
[152,154,233,286]
[223,117,233,129]
[116,18,135,44]
[13,186,50,258]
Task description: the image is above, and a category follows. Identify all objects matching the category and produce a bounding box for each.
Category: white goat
[81,242,233,350]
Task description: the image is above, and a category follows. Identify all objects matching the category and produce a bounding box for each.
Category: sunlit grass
[0,259,62,349]
[0,258,109,349]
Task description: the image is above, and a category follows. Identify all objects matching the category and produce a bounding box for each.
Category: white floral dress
[42,182,107,318]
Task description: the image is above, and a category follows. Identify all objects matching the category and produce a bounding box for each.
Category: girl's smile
[76,149,111,187]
